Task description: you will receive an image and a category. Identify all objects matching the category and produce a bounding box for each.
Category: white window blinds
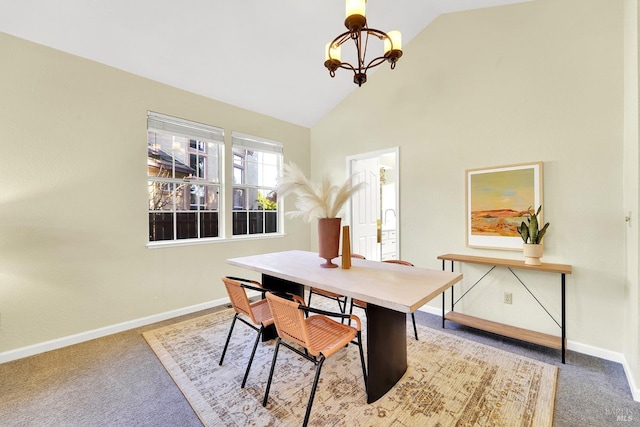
[147,111,224,144]
[232,131,283,154]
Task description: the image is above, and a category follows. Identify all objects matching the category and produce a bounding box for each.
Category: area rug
[143,304,557,426]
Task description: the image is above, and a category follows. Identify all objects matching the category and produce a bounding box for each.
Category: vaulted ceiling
[0,0,530,127]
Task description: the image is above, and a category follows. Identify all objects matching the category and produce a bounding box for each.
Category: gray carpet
[0,304,638,427]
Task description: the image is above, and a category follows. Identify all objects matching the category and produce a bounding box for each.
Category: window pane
[206,141,220,184]
[257,189,277,211]
[205,186,219,210]
[190,185,205,210]
[147,133,195,179]
[248,188,260,210]
[173,183,189,211]
[149,180,173,211]
[200,212,219,238]
[187,184,219,210]
[249,211,263,234]
[233,211,247,235]
[176,213,198,239]
[189,140,205,152]
[243,151,258,185]
[233,166,243,185]
[260,162,279,187]
[233,188,246,210]
[149,212,174,241]
[265,211,278,233]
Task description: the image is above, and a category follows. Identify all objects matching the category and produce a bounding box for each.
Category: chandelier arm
[330,31,352,49]
[337,62,357,72]
[363,28,390,41]
[360,30,370,72]
[363,55,390,71]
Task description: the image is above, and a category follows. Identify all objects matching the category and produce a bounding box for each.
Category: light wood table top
[227,250,463,313]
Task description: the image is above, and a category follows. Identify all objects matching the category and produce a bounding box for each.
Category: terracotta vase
[523,243,544,266]
[318,217,341,268]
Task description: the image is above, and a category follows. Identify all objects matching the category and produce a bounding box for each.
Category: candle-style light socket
[344,14,366,32]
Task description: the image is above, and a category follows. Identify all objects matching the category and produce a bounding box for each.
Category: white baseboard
[623,358,640,402]
[417,306,640,402]
[0,297,230,365]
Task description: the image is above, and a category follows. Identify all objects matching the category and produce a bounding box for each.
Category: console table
[437,253,572,363]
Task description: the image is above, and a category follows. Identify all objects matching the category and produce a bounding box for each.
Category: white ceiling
[0,0,529,128]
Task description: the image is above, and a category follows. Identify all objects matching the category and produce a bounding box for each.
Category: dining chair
[262,292,367,427]
[349,259,420,340]
[219,276,274,388]
[306,254,365,314]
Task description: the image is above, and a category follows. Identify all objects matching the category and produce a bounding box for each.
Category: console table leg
[441,291,445,328]
[562,273,566,364]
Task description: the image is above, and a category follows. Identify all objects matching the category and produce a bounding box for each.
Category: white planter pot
[523,243,544,265]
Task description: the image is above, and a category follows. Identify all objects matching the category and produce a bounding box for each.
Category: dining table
[226,250,463,403]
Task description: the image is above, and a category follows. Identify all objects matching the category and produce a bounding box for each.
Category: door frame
[345,147,400,260]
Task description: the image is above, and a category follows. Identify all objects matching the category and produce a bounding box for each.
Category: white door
[350,158,381,260]
[347,148,399,262]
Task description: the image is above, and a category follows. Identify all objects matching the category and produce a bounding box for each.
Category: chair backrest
[383,259,414,266]
[266,292,310,349]
[222,277,259,324]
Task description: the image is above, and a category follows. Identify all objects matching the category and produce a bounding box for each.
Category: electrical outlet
[504,292,513,304]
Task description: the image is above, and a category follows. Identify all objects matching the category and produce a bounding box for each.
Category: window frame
[147,111,224,246]
[231,131,283,239]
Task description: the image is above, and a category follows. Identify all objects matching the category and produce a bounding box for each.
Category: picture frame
[466,162,543,250]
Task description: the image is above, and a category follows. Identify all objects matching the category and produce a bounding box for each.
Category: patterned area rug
[143,305,557,426]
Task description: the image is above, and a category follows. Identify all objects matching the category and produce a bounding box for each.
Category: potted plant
[517,205,550,265]
[278,162,364,268]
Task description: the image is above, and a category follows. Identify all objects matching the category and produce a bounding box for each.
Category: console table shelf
[444,312,564,350]
[438,253,572,363]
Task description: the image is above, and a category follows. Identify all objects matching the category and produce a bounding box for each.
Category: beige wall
[624,0,640,394]
[0,32,310,354]
[313,0,628,358]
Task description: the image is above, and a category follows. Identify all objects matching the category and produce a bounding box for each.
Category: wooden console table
[437,253,572,363]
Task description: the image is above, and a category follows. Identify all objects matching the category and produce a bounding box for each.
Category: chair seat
[305,315,358,358]
[310,287,343,299]
[352,298,366,308]
[250,299,275,326]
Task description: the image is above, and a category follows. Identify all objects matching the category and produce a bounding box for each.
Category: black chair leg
[356,331,367,389]
[262,338,281,407]
[411,313,419,340]
[241,326,263,388]
[219,314,238,365]
[302,355,326,427]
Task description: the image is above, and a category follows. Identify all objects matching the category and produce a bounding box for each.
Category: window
[231,132,282,236]
[147,112,223,242]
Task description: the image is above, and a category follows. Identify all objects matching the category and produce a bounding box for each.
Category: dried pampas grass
[278,162,365,222]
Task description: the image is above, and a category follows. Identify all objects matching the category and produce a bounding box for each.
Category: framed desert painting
[466,162,543,250]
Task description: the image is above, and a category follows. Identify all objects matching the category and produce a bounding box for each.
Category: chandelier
[324,0,403,86]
